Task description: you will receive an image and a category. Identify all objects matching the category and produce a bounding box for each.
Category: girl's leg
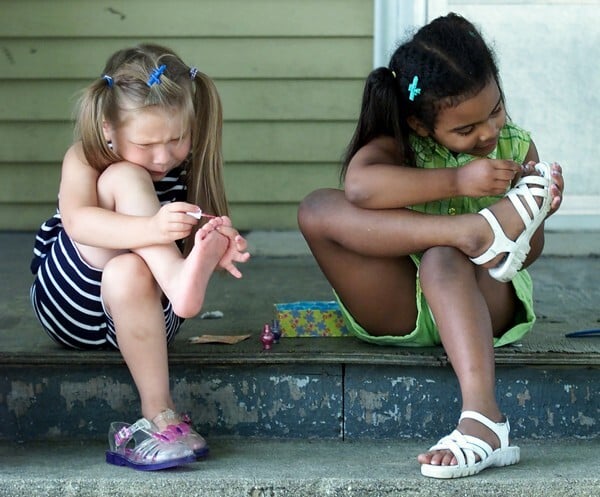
[299,189,420,335]
[299,188,521,334]
[417,247,516,466]
[101,252,175,421]
[299,184,553,334]
[78,162,228,318]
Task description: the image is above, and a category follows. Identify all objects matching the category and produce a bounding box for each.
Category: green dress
[337,122,536,348]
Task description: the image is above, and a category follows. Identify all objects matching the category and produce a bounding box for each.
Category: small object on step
[199,310,224,319]
[271,319,281,343]
[260,324,275,350]
[565,328,600,338]
[188,334,251,344]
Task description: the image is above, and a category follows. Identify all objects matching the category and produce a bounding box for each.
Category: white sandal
[470,162,552,282]
[420,411,520,479]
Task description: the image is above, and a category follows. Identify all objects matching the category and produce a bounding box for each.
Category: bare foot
[417,412,503,467]
[168,218,229,318]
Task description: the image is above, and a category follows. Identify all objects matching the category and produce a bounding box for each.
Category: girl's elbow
[344,178,371,207]
[60,214,85,242]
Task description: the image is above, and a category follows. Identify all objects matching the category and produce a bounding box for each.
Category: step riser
[2,364,597,441]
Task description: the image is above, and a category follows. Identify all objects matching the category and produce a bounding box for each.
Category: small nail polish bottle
[260,324,274,350]
[271,319,282,343]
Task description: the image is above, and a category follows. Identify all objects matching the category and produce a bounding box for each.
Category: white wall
[375,0,600,230]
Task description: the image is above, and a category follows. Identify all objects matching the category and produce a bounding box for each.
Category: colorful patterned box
[274,301,351,337]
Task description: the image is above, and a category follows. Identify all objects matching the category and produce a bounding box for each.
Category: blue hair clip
[407,75,421,101]
[102,75,114,88]
[189,67,199,79]
[147,64,167,87]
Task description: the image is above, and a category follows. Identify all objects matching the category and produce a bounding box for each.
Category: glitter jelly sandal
[420,411,520,479]
[470,162,552,282]
[105,417,196,471]
[153,409,210,458]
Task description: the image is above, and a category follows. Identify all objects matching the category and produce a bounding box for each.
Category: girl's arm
[58,143,198,249]
[344,136,521,209]
[344,136,459,209]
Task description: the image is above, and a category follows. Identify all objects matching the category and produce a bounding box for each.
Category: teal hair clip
[408,75,421,101]
[147,64,167,87]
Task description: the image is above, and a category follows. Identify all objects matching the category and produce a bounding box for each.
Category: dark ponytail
[340,67,409,181]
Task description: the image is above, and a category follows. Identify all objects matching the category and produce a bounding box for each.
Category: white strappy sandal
[470,162,552,282]
[420,410,520,479]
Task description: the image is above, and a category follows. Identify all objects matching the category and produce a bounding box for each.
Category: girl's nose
[479,120,498,141]
[153,145,171,166]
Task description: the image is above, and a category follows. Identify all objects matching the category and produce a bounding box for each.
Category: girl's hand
[547,162,564,215]
[521,161,564,215]
[215,216,251,278]
[457,159,521,197]
[152,202,200,243]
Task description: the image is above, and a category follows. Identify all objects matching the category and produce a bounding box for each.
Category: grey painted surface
[344,365,599,439]
[1,364,343,442]
[2,362,597,441]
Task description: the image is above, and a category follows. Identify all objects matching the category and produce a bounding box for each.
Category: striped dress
[30,166,188,350]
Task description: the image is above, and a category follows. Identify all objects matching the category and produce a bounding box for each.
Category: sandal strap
[113,418,154,447]
[469,208,516,265]
[153,408,179,426]
[470,162,551,268]
[460,410,510,448]
[507,176,549,227]
[429,429,493,468]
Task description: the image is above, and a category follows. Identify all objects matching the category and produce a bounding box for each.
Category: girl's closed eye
[490,103,503,116]
[456,127,474,136]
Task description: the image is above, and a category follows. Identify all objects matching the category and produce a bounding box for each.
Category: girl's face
[430,80,506,157]
[103,106,191,181]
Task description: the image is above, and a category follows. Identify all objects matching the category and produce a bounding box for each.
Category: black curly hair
[341,13,502,179]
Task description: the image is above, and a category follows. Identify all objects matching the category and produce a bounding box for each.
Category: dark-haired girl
[298,13,564,479]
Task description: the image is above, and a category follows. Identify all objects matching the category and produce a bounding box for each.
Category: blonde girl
[30,44,249,471]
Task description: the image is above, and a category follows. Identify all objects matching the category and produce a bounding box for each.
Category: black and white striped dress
[30,166,188,350]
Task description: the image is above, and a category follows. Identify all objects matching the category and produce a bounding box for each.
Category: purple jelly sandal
[153,409,210,458]
[105,418,196,471]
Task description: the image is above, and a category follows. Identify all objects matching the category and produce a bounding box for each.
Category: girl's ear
[102,120,113,142]
[407,116,429,137]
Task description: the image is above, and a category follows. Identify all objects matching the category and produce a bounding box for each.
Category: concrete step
[2,232,599,443]
[1,438,598,497]
[3,349,599,442]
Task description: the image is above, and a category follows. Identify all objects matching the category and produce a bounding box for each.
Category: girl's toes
[440,452,456,466]
[428,451,444,466]
[417,452,433,465]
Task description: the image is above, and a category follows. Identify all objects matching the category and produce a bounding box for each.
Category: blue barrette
[189,67,199,79]
[407,75,421,101]
[147,64,167,87]
[102,75,114,88]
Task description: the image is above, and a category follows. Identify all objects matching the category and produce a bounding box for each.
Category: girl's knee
[420,246,472,289]
[298,188,340,234]
[97,161,151,201]
[102,253,159,304]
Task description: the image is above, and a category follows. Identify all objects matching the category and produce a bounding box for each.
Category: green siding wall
[0,0,373,230]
